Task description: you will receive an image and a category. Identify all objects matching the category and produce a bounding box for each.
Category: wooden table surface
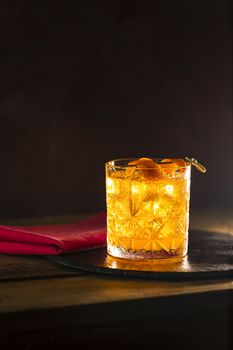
[0,207,232,350]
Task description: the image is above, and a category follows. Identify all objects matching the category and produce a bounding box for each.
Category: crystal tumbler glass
[105,157,191,261]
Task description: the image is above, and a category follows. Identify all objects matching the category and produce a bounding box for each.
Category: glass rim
[105,158,191,170]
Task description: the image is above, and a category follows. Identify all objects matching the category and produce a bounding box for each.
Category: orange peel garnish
[160,158,187,174]
[127,157,165,180]
[161,158,186,166]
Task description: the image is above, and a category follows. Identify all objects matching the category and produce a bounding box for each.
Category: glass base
[107,243,187,262]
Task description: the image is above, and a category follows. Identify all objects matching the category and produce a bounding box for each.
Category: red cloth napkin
[0,213,107,255]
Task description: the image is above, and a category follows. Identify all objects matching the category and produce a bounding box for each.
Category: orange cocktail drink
[106,157,191,260]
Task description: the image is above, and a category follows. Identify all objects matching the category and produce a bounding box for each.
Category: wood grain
[0,254,84,282]
[0,274,232,314]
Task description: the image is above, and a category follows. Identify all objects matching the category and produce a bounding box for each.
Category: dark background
[0,0,232,219]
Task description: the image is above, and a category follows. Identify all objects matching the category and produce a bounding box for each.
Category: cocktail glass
[105,157,191,261]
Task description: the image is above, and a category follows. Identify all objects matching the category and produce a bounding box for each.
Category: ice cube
[131,181,159,203]
[155,194,175,219]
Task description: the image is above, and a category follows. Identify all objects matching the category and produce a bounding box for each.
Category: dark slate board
[48,230,233,280]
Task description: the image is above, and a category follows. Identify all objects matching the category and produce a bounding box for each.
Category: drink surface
[106,158,190,260]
